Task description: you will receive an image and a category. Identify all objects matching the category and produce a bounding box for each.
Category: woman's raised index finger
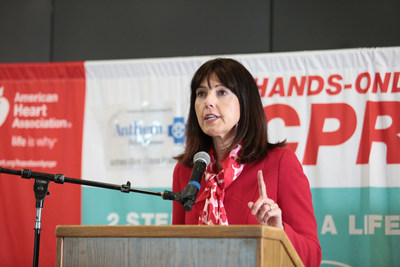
[257,170,267,197]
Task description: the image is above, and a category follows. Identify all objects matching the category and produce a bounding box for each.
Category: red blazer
[172,147,322,267]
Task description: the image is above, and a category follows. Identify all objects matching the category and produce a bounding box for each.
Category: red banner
[0,62,85,266]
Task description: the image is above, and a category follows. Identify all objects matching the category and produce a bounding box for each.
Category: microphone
[179,151,210,211]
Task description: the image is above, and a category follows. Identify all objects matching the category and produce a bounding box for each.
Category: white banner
[82,48,400,267]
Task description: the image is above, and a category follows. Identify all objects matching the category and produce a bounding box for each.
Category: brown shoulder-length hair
[176,58,285,167]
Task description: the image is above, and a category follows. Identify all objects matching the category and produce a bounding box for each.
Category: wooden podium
[56,225,304,267]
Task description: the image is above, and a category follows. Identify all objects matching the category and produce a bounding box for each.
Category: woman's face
[194,74,240,143]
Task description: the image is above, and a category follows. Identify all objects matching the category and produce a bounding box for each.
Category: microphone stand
[0,166,179,267]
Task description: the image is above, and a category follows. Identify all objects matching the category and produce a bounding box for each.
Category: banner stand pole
[0,166,179,267]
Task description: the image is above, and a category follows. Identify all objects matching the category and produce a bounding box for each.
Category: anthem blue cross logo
[168,117,185,144]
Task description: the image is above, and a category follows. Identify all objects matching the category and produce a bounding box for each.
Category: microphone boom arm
[0,166,178,198]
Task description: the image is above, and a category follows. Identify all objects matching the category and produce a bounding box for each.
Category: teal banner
[313,188,400,267]
[83,187,400,266]
[82,187,172,226]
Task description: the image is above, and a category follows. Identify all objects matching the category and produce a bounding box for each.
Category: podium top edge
[56,225,285,239]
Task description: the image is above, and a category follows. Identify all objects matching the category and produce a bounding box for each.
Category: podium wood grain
[56,225,304,267]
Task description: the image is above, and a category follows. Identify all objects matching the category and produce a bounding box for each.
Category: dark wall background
[1,0,399,63]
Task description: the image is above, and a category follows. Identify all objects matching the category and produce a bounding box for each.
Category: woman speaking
[172,58,321,267]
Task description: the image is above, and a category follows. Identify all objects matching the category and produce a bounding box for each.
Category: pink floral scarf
[197,143,244,225]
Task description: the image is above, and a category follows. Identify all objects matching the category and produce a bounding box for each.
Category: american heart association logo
[0,87,10,127]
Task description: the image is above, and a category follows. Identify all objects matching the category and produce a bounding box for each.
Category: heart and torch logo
[0,87,10,127]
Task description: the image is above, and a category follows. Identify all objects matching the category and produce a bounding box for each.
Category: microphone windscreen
[193,151,210,166]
